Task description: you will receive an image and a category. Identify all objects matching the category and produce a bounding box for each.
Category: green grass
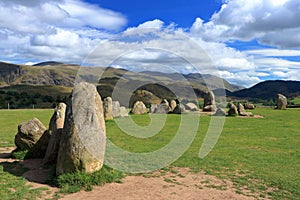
[0,109,53,147]
[107,108,300,199]
[290,97,300,105]
[0,108,299,199]
[56,166,124,194]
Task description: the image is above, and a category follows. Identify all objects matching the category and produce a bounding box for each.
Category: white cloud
[191,0,300,48]
[246,49,300,57]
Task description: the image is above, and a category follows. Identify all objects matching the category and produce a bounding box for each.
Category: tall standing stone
[112,101,121,117]
[276,94,287,110]
[170,100,177,112]
[203,91,217,112]
[103,97,113,120]
[43,103,66,166]
[56,82,106,175]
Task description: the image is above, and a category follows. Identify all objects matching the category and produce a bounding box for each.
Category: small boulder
[276,94,287,110]
[244,103,255,110]
[228,103,238,116]
[238,103,252,116]
[56,82,106,175]
[173,103,186,114]
[119,106,129,117]
[149,104,158,113]
[214,107,226,116]
[15,118,47,150]
[131,101,147,114]
[103,97,113,120]
[154,99,171,114]
[185,102,199,111]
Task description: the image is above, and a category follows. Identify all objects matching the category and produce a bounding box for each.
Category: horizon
[0,0,300,87]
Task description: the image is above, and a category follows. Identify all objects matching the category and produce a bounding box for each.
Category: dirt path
[1,147,258,200]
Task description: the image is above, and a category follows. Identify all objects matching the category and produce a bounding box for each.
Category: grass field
[0,108,299,199]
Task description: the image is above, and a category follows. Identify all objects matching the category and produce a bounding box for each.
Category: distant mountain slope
[231,80,300,99]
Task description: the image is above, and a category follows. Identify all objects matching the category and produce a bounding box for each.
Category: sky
[0,0,300,87]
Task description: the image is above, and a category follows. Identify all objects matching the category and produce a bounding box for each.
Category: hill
[231,80,300,99]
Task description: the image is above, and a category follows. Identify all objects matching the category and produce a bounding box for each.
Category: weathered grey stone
[244,103,255,110]
[237,103,245,113]
[43,103,66,166]
[203,91,217,112]
[228,103,238,116]
[131,101,147,114]
[276,94,287,110]
[56,82,106,175]
[170,100,177,112]
[149,104,158,113]
[214,107,226,116]
[15,118,47,150]
[103,97,113,120]
[119,106,129,117]
[203,105,217,112]
[154,99,171,114]
[112,101,121,117]
[173,103,186,114]
[25,130,51,159]
[185,102,199,111]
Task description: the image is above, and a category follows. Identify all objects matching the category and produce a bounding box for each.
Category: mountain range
[0,61,299,108]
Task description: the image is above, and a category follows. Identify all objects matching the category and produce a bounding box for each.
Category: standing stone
[56,82,106,175]
[185,102,199,111]
[149,104,158,113]
[203,91,217,112]
[131,101,147,114]
[119,107,129,117]
[276,94,287,110]
[15,118,47,150]
[228,103,238,116]
[103,97,113,120]
[173,103,186,114]
[214,107,226,116]
[43,103,66,166]
[154,99,171,114]
[112,101,121,117]
[170,100,177,112]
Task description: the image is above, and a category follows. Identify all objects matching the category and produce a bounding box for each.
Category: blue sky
[0,0,300,87]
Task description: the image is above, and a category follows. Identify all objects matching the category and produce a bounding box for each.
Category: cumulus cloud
[191,0,300,48]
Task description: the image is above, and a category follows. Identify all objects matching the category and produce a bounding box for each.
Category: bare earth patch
[62,168,255,200]
[1,148,259,200]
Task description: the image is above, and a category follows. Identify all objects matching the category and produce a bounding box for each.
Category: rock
[203,105,217,112]
[204,91,216,106]
[276,94,287,110]
[43,103,67,166]
[244,103,255,109]
[214,107,226,116]
[119,106,129,117]
[15,118,47,150]
[56,82,106,175]
[154,99,171,114]
[131,101,147,114]
[185,102,199,111]
[103,97,113,120]
[25,130,51,159]
[237,103,245,113]
[173,103,186,114]
[170,100,177,112]
[227,103,238,116]
[149,104,158,113]
[112,101,121,117]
